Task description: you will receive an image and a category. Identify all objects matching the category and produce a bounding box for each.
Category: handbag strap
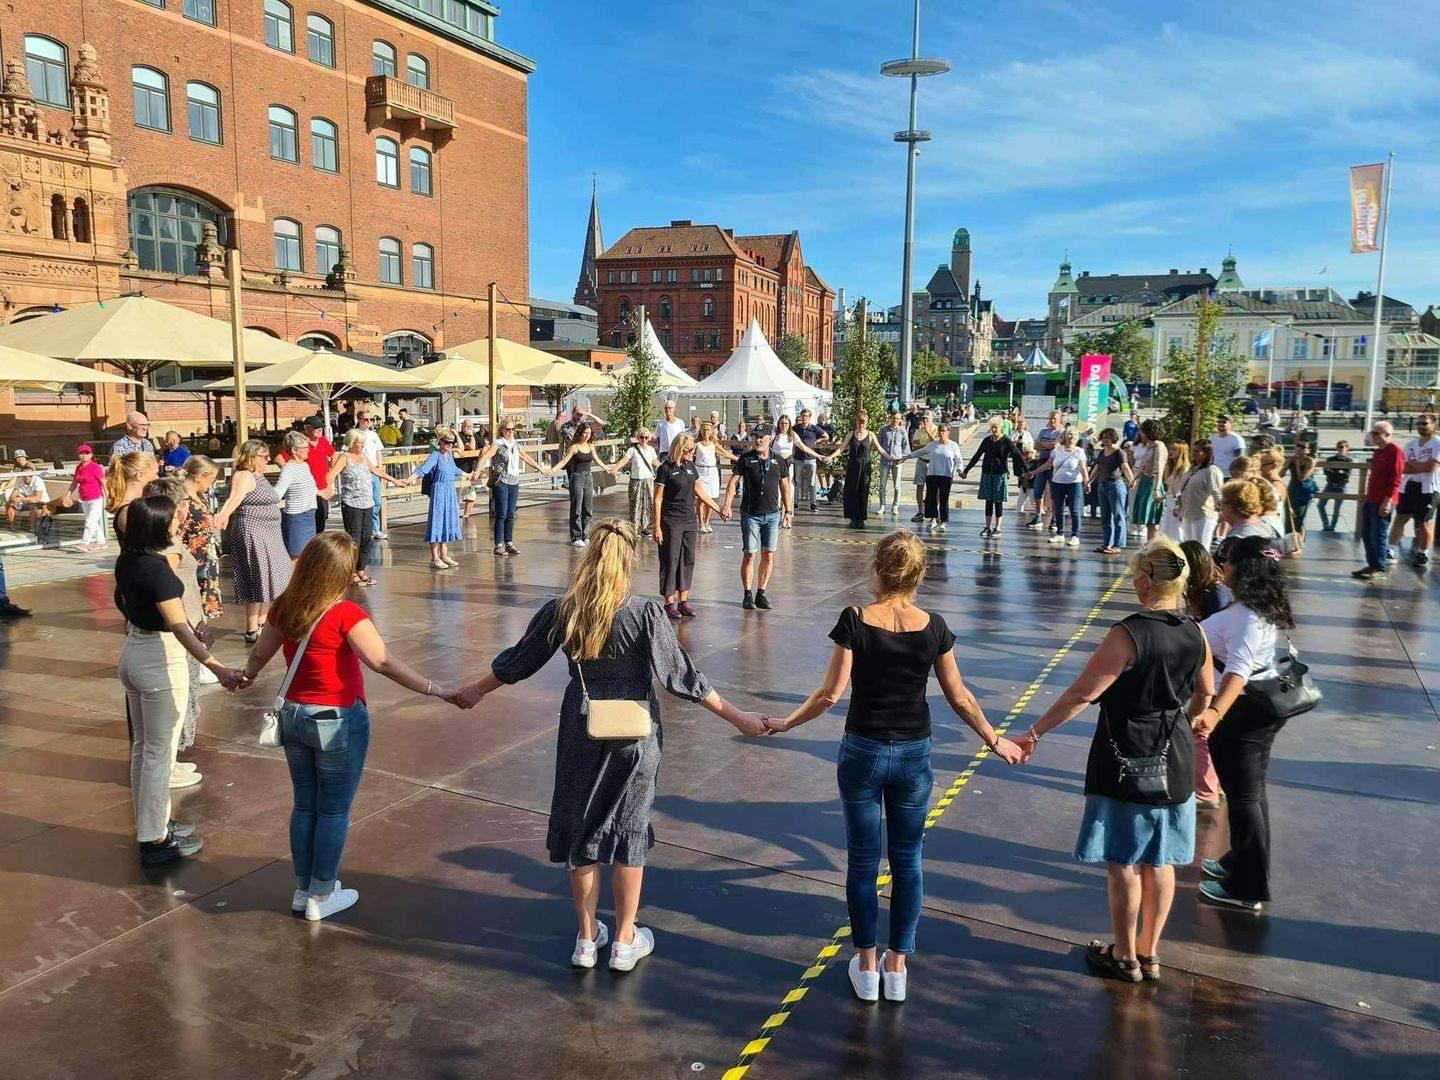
[573,655,591,704]
[1101,707,1184,762]
[274,603,338,710]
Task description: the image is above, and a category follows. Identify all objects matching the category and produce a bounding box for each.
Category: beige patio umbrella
[0,344,140,391]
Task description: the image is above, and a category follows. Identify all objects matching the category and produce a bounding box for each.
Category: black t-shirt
[656,460,700,523]
[565,446,595,476]
[794,423,825,451]
[830,606,956,742]
[114,551,184,632]
[732,450,785,516]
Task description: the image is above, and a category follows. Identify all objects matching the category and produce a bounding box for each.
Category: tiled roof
[1069,301,1164,327]
[735,233,792,269]
[805,265,834,295]
[1072,271,1215,304]
[993,316,1016,335]
[925,265,963,297]
[598,224,747,262]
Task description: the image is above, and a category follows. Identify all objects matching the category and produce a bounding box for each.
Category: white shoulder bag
[257,606,336,747]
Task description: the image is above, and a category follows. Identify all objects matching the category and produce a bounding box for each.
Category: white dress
[695,441,721,499]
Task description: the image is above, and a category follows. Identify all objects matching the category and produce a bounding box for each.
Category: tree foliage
[1064,320,1154,386]
[1156,298,1248,442]
[607,317,663,439]
[775,333,810,377]
[911,348,950,393]
[833,306,889,432]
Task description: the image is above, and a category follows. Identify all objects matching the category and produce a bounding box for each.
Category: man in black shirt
[722,425,792,609]
[792,409,826,512]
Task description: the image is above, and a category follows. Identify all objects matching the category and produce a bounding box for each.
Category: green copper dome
[1051,259,1078,294]
[953,227,971,250]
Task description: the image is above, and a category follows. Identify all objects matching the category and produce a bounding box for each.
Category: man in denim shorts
[723,425,792,610]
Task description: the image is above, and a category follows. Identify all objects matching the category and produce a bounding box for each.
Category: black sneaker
[911,512,924,523]
[140,830,204,865]
[1351,567,1377,580]
[0,600,33,619]
[1414,551,1430,566]
[754,589,771,610]
[742,591,755,610]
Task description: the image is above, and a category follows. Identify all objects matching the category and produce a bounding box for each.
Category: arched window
[306,14,335,66]
[268,105,298,162]
[618,298,631,320]
[372,40,397,77]
[412,243,434,289]
[51,194,69,240]
[264,0,294,52]
[273,218,302,272]
[310,118,338,172]
[379,236,402,284]
[72,198,91,243]
[297,331,339,351]
[375,137,399,186]
[405,53,429,89]
[315,225,341,275]
[132,67,171,132]
[703,296,715,318]
[659,296,672,319]
[127,188,229,275]
[24,37,69,108]
[408,146,432,195]
[186,82,221,144]
[383,331,431,365]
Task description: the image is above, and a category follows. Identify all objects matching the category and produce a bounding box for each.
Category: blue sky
[505,0,1440,320]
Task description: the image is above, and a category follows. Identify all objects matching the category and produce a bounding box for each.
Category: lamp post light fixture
[883,1,949,406]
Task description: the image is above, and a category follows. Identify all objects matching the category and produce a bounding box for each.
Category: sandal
[357,574,378,587]
[1137,955,1160,983]
[1084,940,1141,983]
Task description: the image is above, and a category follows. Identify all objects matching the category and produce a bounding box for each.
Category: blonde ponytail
[553,519,638,660]
[105,451,152,511]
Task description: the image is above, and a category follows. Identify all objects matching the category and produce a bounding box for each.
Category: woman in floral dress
[179,456,223,620]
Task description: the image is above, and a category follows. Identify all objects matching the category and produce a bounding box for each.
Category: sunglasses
[440,439,455,446]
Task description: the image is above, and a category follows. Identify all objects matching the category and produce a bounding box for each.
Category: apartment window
[1252,333,1268,359]
[703,296,715,318]
[1351,337,1369,359]
[315,225,341,276]
[703,268,712,282]
[372,41,397,77]
[606,271,615,284]
[708,331,720,349]
[610,331,622,348]
[659,297,672,319]
[409,146,432,195]
[667,269,676,283]
[619,299,631,319]
[379,237,402,284]
[182,0,216,26]
[406,53,430,88]
[310,118,338,172]
[661,330,671,348]
[273,218,302,272]
[127,188,228,274]
[1320,337,1334,359]
[132,68,171,132]
[268,106,298,162]
[25,37,69,108]
[716,268,723,281]
[375,137,399,186]
[186,82,221,143]
[264,0,294,52]
[412,243,434,289]
[691,269,700,282]
[1291,338,1308,360]
[307,15,335,66]
[651,270,661,284]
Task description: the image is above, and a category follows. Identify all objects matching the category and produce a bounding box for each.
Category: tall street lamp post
[882,0,949,406]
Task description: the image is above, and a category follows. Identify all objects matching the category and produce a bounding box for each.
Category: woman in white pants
[1161,440,1190,543]
[69,445,107,550]
[1177,439,1224,549]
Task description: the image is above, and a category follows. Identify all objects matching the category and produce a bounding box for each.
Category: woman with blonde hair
[606,426,661,533]
[179,456,223,620]
[106,450,159,541]
[413,426,464,569]
[241,532,453,921]
[215,439,292,643]
[768,531,1023,1001]
[1255,448,1288,539]
[273,430,319,559]
[692,420,737,534]
[1014,539,1213,983]
[452,520,768,970]
[652,433,723,618]
[326,428,403,587]
[1162,440,1191,542]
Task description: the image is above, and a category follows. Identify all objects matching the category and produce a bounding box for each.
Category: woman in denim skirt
[770,531,1023,1002]
[241,532,453,921]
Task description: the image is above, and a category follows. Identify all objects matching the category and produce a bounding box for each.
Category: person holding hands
[722,425,792,611]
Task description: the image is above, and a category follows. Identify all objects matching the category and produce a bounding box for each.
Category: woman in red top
[241,532,453,921]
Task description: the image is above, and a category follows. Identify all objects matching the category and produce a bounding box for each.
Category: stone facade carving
[326,245,357,289]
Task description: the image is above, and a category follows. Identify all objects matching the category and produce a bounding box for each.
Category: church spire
[573,177,604,309]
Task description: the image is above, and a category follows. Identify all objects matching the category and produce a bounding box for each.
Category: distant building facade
[912,227,992,371]
[530,298,598,347]
[1049,259,1223,363]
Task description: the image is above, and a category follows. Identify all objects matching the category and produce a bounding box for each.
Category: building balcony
[365,77,456,145]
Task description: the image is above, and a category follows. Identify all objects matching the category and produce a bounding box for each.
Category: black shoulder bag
[1242,633,1322,721]
[1103,709,1182,802]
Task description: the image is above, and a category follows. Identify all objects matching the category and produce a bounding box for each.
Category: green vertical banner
[1079,354,1112,427]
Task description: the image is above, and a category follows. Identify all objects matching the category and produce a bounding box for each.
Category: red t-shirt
[273,601,370,706]
[1365,442,1405,505]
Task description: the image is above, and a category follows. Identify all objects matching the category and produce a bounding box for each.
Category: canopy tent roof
[687,319,829,402]
[610,319,698,387]
[506,354,615,389]
[0,344,140,391]
[440,335,605,386]
[0,295,307,367]
[1020,344,1055,370]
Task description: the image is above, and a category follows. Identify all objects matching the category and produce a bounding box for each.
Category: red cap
[76,444,94,454]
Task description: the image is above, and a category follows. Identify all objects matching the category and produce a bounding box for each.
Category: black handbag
[1243,636,1322,720]
[1103,709,1181,802]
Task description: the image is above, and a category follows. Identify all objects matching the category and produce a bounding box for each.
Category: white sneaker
[195,666,220,686]
[373,530,389,540]
[444,557,460,567]
[571,539,586,548]
[173,761,198,775]
[169,765,203,789]
[936,522,947,533]
[571,921,610,968]
[608,926,655,971]
[1067,536,1080,547]
[304,886,359,921]
[848,954,880,1002]
[881,953,907,1002]
[1048,534,1065,545]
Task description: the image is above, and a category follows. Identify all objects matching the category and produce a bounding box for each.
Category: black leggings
[924,476,953,523]
[1208,693,1288,902]
[341,503,373,572]
[984,500,1005,521]
[659,521,697,597]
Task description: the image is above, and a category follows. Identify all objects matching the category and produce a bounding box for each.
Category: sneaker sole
[1199,888,1262,911]
[608,950,651,972]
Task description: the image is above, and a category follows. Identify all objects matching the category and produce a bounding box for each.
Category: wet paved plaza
[0,490,1436,1079]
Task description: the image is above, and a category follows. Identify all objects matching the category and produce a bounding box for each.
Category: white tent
[1021,344,1055,371]
[684,319,831,424]
[609,319,698,388]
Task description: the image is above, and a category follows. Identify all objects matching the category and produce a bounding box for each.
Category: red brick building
[0,0,532,452]
[593,221,834,388]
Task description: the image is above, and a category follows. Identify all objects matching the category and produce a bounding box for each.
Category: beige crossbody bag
[575,660,651,740]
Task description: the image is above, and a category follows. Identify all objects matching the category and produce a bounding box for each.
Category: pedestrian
[398,408,416,447]
[768,530,1022,1001]
[1193,536,1296,911]
[114,494,243,865]
[1388,413,1440,567]
[709,409,726,440]
[1353,420,1404,580]
[68,444,107,551]
[876,410,911,518]
[240,532,453,920]
[1030,428,1089,548]
[835,411,889,529]
[775,414,827,524]
[653,433,721,618]
[450,520,769,969]
[105,450,160,541]
[549,424,601,547]
[326,429,402,587]
[160,431,191,475]
[958,418,1020,537]
[2,450,47,532]
[609,427,660,534]
[652,400,686,458]
[1029,410,1066,531]
[907,411,938,524]
[1089,427,1133,554]
[335,401,357,437]
[349,408,389,540]
[214,440,294,643]
[110,411,155,459]
[1179,539,1229,813]
[0,535,30,617]
[1255,449,1288,541]
[1130,419,1168,541]
[274,431,319,559]
[178,456,224,622]
[456,418,482,521]
[476,419,544,557]
[693,421,738,534]
[1122,413,1140,445]
[722,426,793,610]
[1178,439,1225,548]
[291,419,335,534]
[546,407,568,490]
[1283,440,1319,543]
[792,409,825,512]
[1210,415,1245,476]
[1316,440,1352,532]
[413,427,464,570]
[1228,454,1254,482]
[1014,539,1212,982]
[1161,440,1190,543]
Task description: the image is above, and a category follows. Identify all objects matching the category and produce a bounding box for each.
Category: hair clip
[1260,549,1283,561]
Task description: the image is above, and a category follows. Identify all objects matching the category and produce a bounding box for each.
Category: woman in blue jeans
[1029,428,1090,547]
[241,532,453,921]
[1088,427,1134,554]
[769,531,1022,1002]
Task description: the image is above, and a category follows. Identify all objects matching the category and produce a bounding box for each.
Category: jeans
[837,733,933,954]
[1098,480,1128,547]
[795,459,818,509]
[1317,483,1346,530]
[878,461,902,510]
[568,471,594,541]
[1208,694,1287,902]
[118,629,190,842]
[741,510,781,552]
[492,481,519,544]
[1051,480,1082,538]
[1361,501,1391,570]
[370,475,383,532]
[281,701,371,895]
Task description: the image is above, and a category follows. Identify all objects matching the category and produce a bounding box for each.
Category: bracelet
[425,679,435,696]
[1026,726,1043,742]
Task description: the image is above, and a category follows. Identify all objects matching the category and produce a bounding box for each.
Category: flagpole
[1363,151,1394,434]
